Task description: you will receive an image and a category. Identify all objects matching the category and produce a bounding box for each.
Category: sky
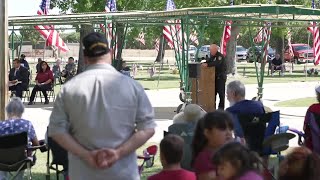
[8,0,73,33]
[8,0,60,16]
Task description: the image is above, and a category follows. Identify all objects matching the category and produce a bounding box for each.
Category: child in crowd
[212,142,263,180]
[278,147,320,180]
[191,111,234,180]
[148,134,196,180]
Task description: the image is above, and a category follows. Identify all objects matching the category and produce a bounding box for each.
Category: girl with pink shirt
[191,111,234,180]
[212,142,263,180]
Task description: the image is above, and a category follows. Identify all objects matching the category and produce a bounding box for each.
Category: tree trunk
[77,25,93,74]
[275,36,283,59]
[115,24,125,71]
[274,22,285,60]
[155,35,165,62]
[226,24,241,74]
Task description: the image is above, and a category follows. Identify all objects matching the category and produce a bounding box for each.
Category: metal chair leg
[56,164,59,180]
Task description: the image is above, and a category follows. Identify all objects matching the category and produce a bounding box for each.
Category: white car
[188,45,197,61]
[197,45,221,60]
[197,45,210,60]
[236,45,247,61]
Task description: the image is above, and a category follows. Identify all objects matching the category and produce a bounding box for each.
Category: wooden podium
[190,65,216,112]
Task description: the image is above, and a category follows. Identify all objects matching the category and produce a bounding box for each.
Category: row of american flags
[35,0,320,65]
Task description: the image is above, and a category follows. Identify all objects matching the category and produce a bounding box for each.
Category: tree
[51,0,105,73]
[51,0,162,73]
[61,32,80,43]
[19,26,42,48]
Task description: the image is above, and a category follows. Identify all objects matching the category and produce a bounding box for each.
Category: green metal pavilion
[8,4,320,105]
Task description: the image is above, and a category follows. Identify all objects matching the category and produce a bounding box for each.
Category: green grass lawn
[133,62,320,90]
[274,97,317,107]
[27,61,320,91]
[29,143,161,180]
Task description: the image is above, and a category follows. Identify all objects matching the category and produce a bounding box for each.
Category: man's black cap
[20,54,26,58]
[83,32,110,58]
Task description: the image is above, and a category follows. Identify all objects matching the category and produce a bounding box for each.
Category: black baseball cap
[20,54,26,58]
[83,32,110,58]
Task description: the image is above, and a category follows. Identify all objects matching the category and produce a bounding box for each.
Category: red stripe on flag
[308,22,320,65]
[220,20,232,56]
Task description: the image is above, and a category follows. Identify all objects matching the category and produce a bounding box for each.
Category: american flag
[34,0,68,52]
[262,0,272,63]
[287,30,294,57]
[254,27,264,43]
[262,22,272,63]
[163,0,181,49]
[155,38,160,52]
[135,31,145,45]
[307,1,320,65]
[190,30,199,46]
[100,0,117,53]
[220,0,233,56]
[220,20,232,56]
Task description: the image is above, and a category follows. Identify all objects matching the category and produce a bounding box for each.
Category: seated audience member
[19,54,30,70]
[148,134,196,180]
[212,142,263,180]
[0,97,40,180]
[61,57,77,82]
[52,59,63,84]
[120,61,131,77]
[226,80,265,137]
[278,147,320,180]
[173,104,206,124]
[304,86,320,153]
[36,58,42,73]
[9,58,30,99]
[226,80,265,115]
[28,61,54,105]
[271,54,285,76]
[192,111,234,180]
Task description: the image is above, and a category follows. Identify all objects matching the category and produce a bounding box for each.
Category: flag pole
[307,0,315,81]
[305,32,311,81]
[157,35,165,90]
[43,39,46,61]
[139,40,141,62]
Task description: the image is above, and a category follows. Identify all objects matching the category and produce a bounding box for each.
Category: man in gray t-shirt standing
[48,32,156,180]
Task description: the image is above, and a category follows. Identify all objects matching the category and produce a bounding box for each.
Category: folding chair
[10,89,30,103]
[0,132,42,180]
[137,145,157,175]
[164,123,196,170]
[46,137,68,180]
[36,83,56,103]
[10,71,31,103]
[237,111,280,156]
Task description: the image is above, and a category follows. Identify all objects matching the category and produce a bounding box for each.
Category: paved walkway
[21,81,320,146]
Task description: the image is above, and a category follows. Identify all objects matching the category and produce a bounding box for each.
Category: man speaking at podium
[201,44,227,110]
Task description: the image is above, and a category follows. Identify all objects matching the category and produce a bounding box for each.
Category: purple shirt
[0,119,36,145]
[237,171,263,180]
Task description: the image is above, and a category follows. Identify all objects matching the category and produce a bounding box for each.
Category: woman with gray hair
[0,97,39,179]
[0,97,39,146]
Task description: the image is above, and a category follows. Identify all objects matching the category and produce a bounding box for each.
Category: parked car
[247,46,275,63]
[197,45,220,60]
[236,45,247,61]
[284,44,314,64]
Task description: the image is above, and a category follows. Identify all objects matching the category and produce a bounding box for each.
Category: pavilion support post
[0,0,8,120]
[11,28,14,67]
[18,33,23,57]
